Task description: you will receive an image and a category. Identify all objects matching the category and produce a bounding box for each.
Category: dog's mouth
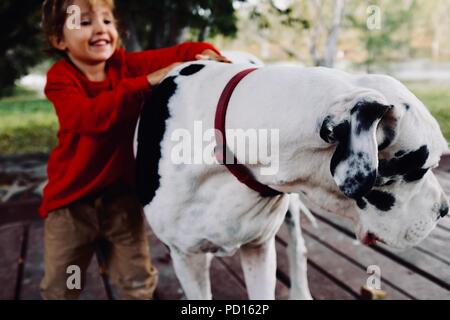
[356,224,385,246]
[361,232,384,245]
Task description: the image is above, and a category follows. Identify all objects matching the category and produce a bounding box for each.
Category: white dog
[135,61,449,300]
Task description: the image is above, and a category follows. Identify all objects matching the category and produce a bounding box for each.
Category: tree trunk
[308,0,346,67]
[122,19,142,52]
[324,0,345,67]
[308,0,324,66]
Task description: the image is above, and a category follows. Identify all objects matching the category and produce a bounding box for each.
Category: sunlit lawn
[0,88,57,155]
[405,82,450,144]
[0,82,449,156]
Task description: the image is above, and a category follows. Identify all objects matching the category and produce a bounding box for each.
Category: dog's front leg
[170,248,213,300]
[285,194,313,300]
[240,237,277,300]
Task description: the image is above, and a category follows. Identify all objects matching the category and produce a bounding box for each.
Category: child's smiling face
[55,0,118,66]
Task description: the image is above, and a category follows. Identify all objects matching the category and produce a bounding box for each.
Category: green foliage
[0,0,45,97]
[0,97,57,155]
[247,1,309,32]
[0,1,243,96]
[347,0,417,72]
[116,0,244,49]
[406,82,450,143]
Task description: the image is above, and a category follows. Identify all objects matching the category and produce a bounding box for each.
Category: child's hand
[147,62,183,86]
[195,49,232,63]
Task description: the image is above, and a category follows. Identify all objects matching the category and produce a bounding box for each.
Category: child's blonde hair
[42,0,118,55]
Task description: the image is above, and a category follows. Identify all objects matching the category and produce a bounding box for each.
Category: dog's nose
[439,202,449,218]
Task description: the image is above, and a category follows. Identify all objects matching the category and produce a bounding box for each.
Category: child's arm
[45,68,149,135]
[126,42,224,77]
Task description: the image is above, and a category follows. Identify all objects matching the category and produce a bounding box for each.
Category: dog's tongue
[362,232,379,245]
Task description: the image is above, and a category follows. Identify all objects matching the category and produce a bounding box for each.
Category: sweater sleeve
[125,42,221,77]
[45,67,150,135]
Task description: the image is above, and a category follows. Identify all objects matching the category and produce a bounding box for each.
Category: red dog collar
[214,68,282,197]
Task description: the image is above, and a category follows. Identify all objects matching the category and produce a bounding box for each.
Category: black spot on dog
[249,59,257,65]
[378,126,396,151]
[351,101,392,135]
[136,76,177,206]
[356,198,367,210]
[374,176,396,187]
[378,145,429,182]
[340,169,377,199]
[284,210,295,228]
[395,150,406,157]
[404,168,428,182]
[330,121,351,175]
[320,115,336,143]
[329,121,377,198]
[364,190,396,211]
[179,64,205,76]
[440,203,449,218]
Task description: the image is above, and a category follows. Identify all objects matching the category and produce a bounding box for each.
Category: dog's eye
[375,177,396,187]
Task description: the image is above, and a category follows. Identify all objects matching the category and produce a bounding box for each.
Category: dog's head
[319,83,448,249]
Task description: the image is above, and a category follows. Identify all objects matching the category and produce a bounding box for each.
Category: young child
[40,0,229,300]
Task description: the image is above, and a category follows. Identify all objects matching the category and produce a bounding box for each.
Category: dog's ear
[321,101,393,199]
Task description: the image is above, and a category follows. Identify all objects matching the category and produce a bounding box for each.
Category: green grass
[0,82,449,156]
[405,82,450,145]
[0,96,57,155]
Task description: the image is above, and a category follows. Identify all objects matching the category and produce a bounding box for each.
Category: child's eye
[104,19,112,24]
[80,20,91,26]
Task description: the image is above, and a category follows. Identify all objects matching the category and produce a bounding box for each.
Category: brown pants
[40,185,158,300]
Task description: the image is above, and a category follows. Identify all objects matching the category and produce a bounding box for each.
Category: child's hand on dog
[147,49,230,86]
[147,62,184,86]
[195,49,231,63]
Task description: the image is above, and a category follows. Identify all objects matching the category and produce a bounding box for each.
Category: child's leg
[40,203,99,300]
[101,192,158,300]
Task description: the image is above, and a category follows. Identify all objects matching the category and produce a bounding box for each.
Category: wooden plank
[416,226,450,263]
[20,220,108,300]
[277,224,409,300]
[435,169,450,194]
[78,250,109,300]
[0,200,40,226]
[437,152,450,172]
[298,217,450,299]
[211,257,248,300]
[437,216,450,231]
[20,221,44,299]
[0,223,25,299]
[312,210,450,295]
[434,158,450,231]
[274,233,355,300]
[218,250,290,300]
[147,226,287,300]
[146,229,185,300]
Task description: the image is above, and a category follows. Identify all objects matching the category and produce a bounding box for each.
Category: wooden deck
[1,154,450,300]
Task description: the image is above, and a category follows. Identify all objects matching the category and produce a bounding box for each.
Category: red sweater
[39,42,220,217]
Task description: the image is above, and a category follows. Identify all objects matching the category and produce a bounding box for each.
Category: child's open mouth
[89,39,111,47]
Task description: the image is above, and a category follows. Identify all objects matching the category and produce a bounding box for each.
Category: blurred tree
[307,0,346,67]
[347,0,417,72]
[116,0,244,51]
[215,0,346,66]
[0,0,243,97]
[0,0,44,97]
[224,0,310,61]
